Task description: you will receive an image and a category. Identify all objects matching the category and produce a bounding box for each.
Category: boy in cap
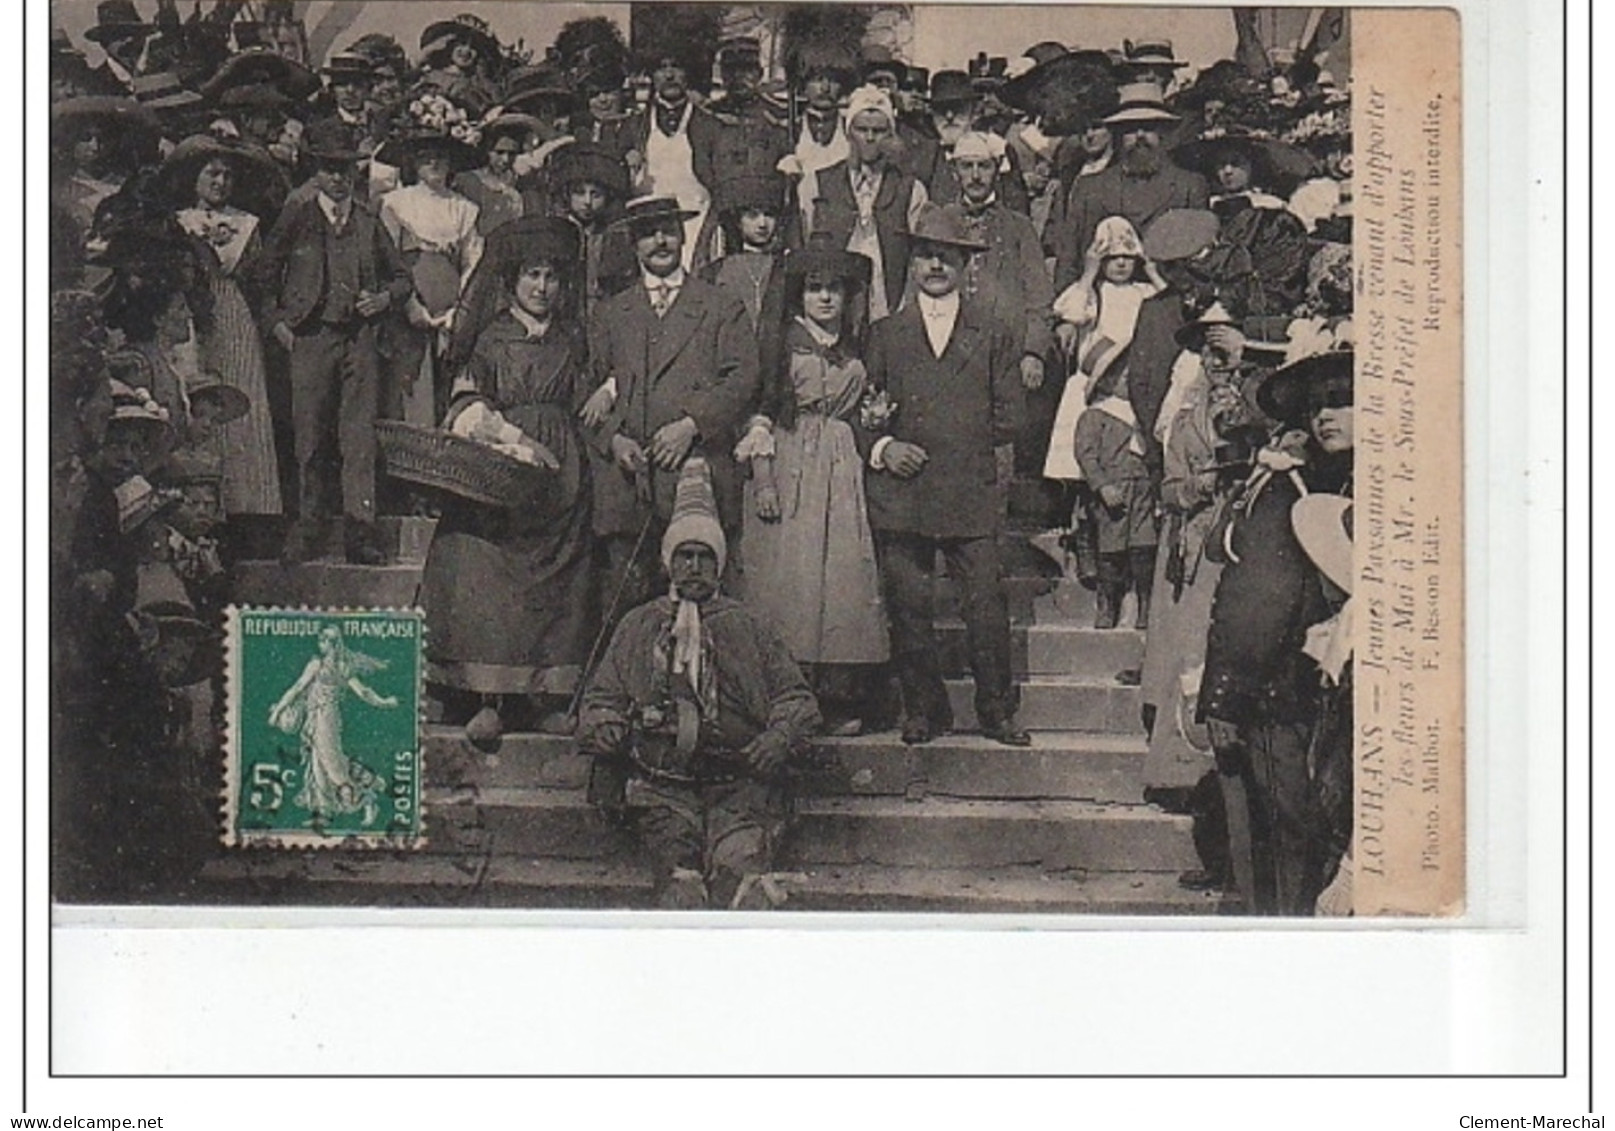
[579,459,821,909]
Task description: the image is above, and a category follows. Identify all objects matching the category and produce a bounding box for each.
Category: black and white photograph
[44,0,1411,920]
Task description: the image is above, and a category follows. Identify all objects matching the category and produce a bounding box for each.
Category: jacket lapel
[649,282,705,379]
[940,301,983,375]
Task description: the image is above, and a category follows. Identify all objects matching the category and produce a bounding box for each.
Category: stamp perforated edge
[221,604,429,851]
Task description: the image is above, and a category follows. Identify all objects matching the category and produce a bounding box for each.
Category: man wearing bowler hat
[584,196,760,619]
[854,204,1031,748]
[1051,80,1209,291]
[251,119,412,566]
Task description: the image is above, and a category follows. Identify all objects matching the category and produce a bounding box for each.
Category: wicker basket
[376,420,550,508]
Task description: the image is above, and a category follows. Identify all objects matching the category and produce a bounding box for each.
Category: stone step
[380,516,439,564]
[787,797,1199,872]
[783,865,1223,915]
[193,855,1218,914]
[423,727,1151,804]
[233,560,423,609]
[935,620,1142,678]
[194,853,654,908]
[423,788,1193,872]
[422,787,633,860]
[947,676,1142,733]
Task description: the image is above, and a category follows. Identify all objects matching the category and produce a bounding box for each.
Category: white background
[13,0,1592,1123]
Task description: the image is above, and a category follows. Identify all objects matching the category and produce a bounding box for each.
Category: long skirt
[201,275,282,514]
[1141,527,1222,790]
[741,414,888,665]
[420,404,594,697]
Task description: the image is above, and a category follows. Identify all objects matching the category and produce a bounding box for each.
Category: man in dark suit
[252,119,411,564]
[855,205,1031,747]
[1049,81,1209,291]
[585,196,760,618]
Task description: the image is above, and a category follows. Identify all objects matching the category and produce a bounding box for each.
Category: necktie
[651,283,672,318]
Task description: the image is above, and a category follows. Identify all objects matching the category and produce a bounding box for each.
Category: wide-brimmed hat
[300,118,365,162]
[928,70,977,107]
[1291,494,1353,594]
[502,63,581,116]
[130,72,203,113]
[713,171,789,217]
[185,374,252,425]
[154,133,281,208]
[201,49,320,104]
[216,83,301,115]
[51,95,160,141]
[1254,348,1354,427]
[375,128,481,174]
[550,141,630,199]
[968,53,1009,92]
[1141,208,1220,262]
[480,112,545,146]
[494,216,582,273]
[784,239,872,287]
[1173,131,1318,195]
[1122,39,1189,70]
[612,195,700,233]
[906,203,989,253]
[421,13,501,62]
[998,46,1116,117]
[789,39,859,88]
[137,599,217,688]
[84,0,153,45]
[1102,80,1179,125]
[114,474,181,533]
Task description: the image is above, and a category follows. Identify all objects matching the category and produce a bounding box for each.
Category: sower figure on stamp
[583,196,760,622]
[252,119,412,565]
[855,204,1031,748]
[579,459,821,910]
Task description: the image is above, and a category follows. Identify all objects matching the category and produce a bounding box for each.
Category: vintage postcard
[46,0,1463,918]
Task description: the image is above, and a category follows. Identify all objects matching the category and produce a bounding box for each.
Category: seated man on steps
[578,459,821,909]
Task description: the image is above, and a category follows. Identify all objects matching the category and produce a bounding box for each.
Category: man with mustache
[1050,81,1208,292]
[802,85,930,321]
[584,196,759,620]
[854,205,1031,748]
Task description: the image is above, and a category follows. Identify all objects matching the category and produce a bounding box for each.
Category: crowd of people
[50,2,1357,913]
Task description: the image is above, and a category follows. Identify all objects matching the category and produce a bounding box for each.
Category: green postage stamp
[224,607,425,848]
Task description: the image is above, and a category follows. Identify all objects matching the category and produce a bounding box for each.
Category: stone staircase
[199,488,1220,915]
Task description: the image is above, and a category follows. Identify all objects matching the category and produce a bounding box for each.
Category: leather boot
[1130,547,1157,631]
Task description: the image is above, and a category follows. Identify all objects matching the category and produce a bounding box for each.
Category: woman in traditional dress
[157,135,283,519]
[419,219,596,743]
[378,131,485,426]
[269,625,397,825]
[734,241,888,732]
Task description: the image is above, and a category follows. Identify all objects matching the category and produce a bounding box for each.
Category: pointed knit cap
[661,457,727,574]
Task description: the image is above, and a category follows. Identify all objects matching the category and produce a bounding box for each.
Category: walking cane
[565,472,658,724]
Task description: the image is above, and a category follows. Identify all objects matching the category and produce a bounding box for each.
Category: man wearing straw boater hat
[584,195,760,620]
[1051,79,1209,291]
[579,458,820,909]
[855,204,1031,748]
[252,118,412,565]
